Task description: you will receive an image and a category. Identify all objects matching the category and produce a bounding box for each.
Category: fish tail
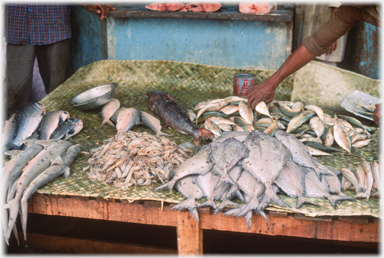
[258,185,290,211]
[244,211,253,229]
[194,128,214,146]
[197,199,217,209]
[238,196,259,217]
[296,196,317,209]
[327,195,355,209]
[170,198,199,222]
[100,119,115,129]
[222,207,242,217]
[153,182,169,192]
[214,200,239,215]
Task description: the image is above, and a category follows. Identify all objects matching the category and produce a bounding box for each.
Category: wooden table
[24,193,379,254]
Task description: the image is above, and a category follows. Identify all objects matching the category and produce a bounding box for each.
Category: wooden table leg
[176,210,203,255]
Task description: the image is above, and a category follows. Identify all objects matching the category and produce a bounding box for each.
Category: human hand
[373,104,381,125]
[326,40,338,55]
[247,79,278,110]
[83,4,115,20]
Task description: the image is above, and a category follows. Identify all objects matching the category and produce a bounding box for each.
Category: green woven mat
[37,60,380,218]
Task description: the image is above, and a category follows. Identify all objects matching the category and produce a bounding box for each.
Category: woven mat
[37,60,380,218]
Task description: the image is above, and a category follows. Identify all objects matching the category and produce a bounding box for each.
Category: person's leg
[5,44,35,118]
[36,39,70,94]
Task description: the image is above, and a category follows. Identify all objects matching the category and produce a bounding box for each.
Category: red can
[233,73,254,97]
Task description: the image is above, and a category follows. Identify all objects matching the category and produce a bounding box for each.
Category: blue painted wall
[106,17,291,70]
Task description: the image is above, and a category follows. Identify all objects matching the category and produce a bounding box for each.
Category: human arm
[82,4,115,20]
[247,45,316,109]
[325,6,340,55]
[373,104,381,125]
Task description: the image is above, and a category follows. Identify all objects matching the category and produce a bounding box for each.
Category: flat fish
[140,110,168,136]
[12,103,46,148]
[303,167,354,209]
[38,110,70,140]
[169,175,203,222]
[274,160,315,208]
[146,90,213,146]
[115,108,141,134]
[100,99,120,128]
[50,118,83,140]
[153,146,213,192]
[20,144,82,240]
[241,131,292,213]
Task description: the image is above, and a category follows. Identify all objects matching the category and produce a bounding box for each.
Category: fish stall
[3,4,381,255]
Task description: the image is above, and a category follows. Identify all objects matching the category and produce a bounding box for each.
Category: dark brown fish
[146,90,213,146]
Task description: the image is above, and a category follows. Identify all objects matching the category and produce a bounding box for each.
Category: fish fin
[258,210,269,222]
[62,167,71,178]
[100,119,115,129]
[51,155,64,166]
[296,196,318,209]
[4,200,13,210]
[238,196,260,218]
[153,181,171,192]
[22,139,40,147]
[327,195,355,209]
[3,150,22,157]
[222,207,242,217]
[257,185,290,211]
[214,200,239,215]
[244,211,253,229]
[197,200,217,209]
[170,198,199,221]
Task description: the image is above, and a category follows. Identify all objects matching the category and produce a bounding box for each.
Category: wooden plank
[19,232,177,254]
[176,211,203,255]
[28,194,177,227]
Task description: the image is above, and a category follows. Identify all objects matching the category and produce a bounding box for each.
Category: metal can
[233,73,254,97]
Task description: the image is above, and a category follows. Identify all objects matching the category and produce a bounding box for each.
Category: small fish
[196,110,229,123]
[352,139,371,148]
[219,104,240,115]
[100,99,120,128]
[12,103,46,148]
[302,141,342,152]
[140,111,169,136]
[238,101,253,125]
[263,116,279,136]
[204,118,221,138]
[209,116,236,126]
[277,101,302,118]
[50,118,83,140]
[360,160,374,199]
[371,161,382,197]
[355,164,366,192]
[309,116,325,139]
[306,145,331,156]
[305,105,324,122]
[187,109,196,122]
[195,100,227,122]
[341,168,361,193]
[268,103,290,122]
[39,110,70,140]
[355,100,376,112]
[286,111,315,133]
[321,125,334,147]
[224,96,247,104]
[333,118,352,153]
[255,101,272,118]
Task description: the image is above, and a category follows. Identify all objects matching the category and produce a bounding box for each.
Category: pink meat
[239,2,274,14]
[145,2,184,12]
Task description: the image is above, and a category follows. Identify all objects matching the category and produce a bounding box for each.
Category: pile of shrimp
[84,131,191,190]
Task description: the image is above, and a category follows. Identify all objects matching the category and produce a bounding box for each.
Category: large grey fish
[5,140,72,240]
[115,108,141,134]
[2,140,44,234]
[100,99,120,128]
[2,113,18,153]
[274,160,315,209]
[274,130,331,180]
[140,111,169,136]
[324,172,349,197]
[207,137,249,185]
[20,144,82,240]
[38,110,70,140]
[194,171,220,209]
[223,169,267,228]
[50,118,83,140]
[241,130,292,213]
[303,167,354,209]
[11,103,46,148]
[153,145,213,192]
[169,175,203,222]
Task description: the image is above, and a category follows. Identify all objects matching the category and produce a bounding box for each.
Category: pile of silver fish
[2,139,82,244]
[99,98,169,137]
[154,130,354,228]
[341,153,381,200]
[2,102,83,154]
[189,98,376,155]
[84,131,191,189]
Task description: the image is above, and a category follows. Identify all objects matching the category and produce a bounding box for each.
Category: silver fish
[20,144,82,240]
[100,99,120,128]
[360,160,374,199]
[169,175,203,222]
[239,101,253,125]
[2,113,18,153]
[371,161,382,198]
[5,140,72,240]
[309,116,325,139]
[274,130,331,180]
[241,131,292,213]
[274,160,315,208]
[140,111,168,136]
[341,168,361,193]
[115,108,141,134]
[153,146,213,192]
[333,118,352,153]
[255,101,272,118]
[355,164,366,192]
[50,118,83,140]
[12,103,46,148]
[38,110,70,140]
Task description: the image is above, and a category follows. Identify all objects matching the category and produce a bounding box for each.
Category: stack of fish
[84,131,192,189]
[2,102,83,154]
[189,97,376,155]
[2,139,82,244]
[154,130,354,229]
[341,153,381,200]
[99,98,169,137]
